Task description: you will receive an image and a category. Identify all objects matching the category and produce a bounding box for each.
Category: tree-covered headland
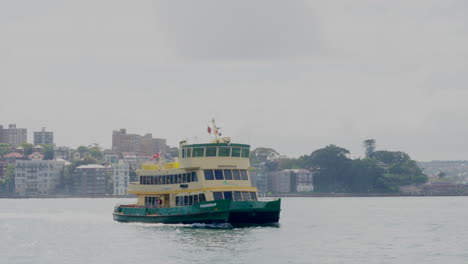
[250,139,428,193]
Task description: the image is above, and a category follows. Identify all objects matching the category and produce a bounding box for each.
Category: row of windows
[145,197,161,206]
[204,169,249,181]
[140,172,198,185]
[213,191,257,201]
[182,147,250,158]
[175,194,207,206]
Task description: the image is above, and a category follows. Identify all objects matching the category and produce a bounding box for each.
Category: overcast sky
[1,0,468,161]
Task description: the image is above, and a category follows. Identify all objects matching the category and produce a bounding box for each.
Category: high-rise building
[34,127,54,145]
[112,129,167,157]
[113,160,129,196]
[0,124,27,147]
[15,160,65,196]
[73,164,107,196]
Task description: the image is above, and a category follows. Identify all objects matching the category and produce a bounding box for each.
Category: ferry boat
[113,121,281,226]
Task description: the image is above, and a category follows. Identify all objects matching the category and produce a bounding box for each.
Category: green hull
[113,199,281,226]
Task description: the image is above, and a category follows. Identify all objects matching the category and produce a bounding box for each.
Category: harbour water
[1,197,468,264]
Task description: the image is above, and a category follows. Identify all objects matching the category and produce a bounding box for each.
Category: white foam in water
[190,223,233,229]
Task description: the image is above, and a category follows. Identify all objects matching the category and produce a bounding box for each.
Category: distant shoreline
[267,192,468,197]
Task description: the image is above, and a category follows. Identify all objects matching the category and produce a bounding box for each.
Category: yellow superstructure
[127,138,258,208]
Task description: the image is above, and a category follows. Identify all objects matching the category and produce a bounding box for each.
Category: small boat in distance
[113,120,281,226]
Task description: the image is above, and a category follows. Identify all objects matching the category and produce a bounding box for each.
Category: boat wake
[190,223,233,229]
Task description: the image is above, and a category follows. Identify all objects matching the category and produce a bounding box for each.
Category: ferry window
[204,170,214,180]
[157,176,161,185]
[140,176,143,184]
[242,148,250,158]
[150,176,155,185]
[162,176,167,184]
[184,196,189,206]
[193,147,204,157]
[250,192,257,201]
[219,147,230,157]
[168,175,173,184]
[213,192,224,200]
[199,193,206,202]
[223,191,233,200]
[240,170,248,180]
[176,196,180,206]
[214,169,224,180]
[242,192,250,201]
[189,195,193,205]
[206,147,217,157]
[193,195,199,204]
[183,173,187,183]
[192,172,198,182]
[182,148,186,158]
[232,170,241,180]
[177,174,182,183]
[231,147,241,157]
[223,170,233,180]
[234,191,242,201]
[186,148,192,157]
[186,173,191,183]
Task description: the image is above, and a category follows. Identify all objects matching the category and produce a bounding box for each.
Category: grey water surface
[1,197,467,264]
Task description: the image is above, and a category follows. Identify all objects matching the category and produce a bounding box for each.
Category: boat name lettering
[200,203,216,208]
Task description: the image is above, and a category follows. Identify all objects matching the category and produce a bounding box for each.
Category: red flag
[207,126,212,134]
[152,153,160,159]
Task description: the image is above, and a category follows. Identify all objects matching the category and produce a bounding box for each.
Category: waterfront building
[294,169,314,192]
[32,145,44,153]
[269,169,314,193]
[54,146,70,161]
[0,124,27,147]
[104,154,119,164]
[122,152,151,170]
[28,152,44,160]
[0,161,8,179]
[14,160,65,196]
[2,152,27,164]
[33,127,54,145]
[113,160,130,196]
[73,164,107,196]
[112,128,167,157]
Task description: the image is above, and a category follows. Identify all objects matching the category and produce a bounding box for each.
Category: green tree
[41,144,54,160]
[306,145,352,192]
[0,143,9,157]
[0,164,15,194]
[250,148,280,165]
[77,146,89,154]
[363,139,376,158]
[88,144,103,160]
[21,143,33,156]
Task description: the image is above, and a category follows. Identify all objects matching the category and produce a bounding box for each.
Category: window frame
[242,148,250,158]
[219,147,230,157]
[213,192,224,200]
[193,147,205,157]
[214,169,224,180]
[205,147,217,157]
[231,147,241,157]
[204,170,214,180]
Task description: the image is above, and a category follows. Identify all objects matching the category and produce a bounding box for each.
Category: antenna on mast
[208,118,222,143]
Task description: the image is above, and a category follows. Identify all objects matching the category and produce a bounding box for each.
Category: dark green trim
[183,143,250,148]
[113,199,281,225]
